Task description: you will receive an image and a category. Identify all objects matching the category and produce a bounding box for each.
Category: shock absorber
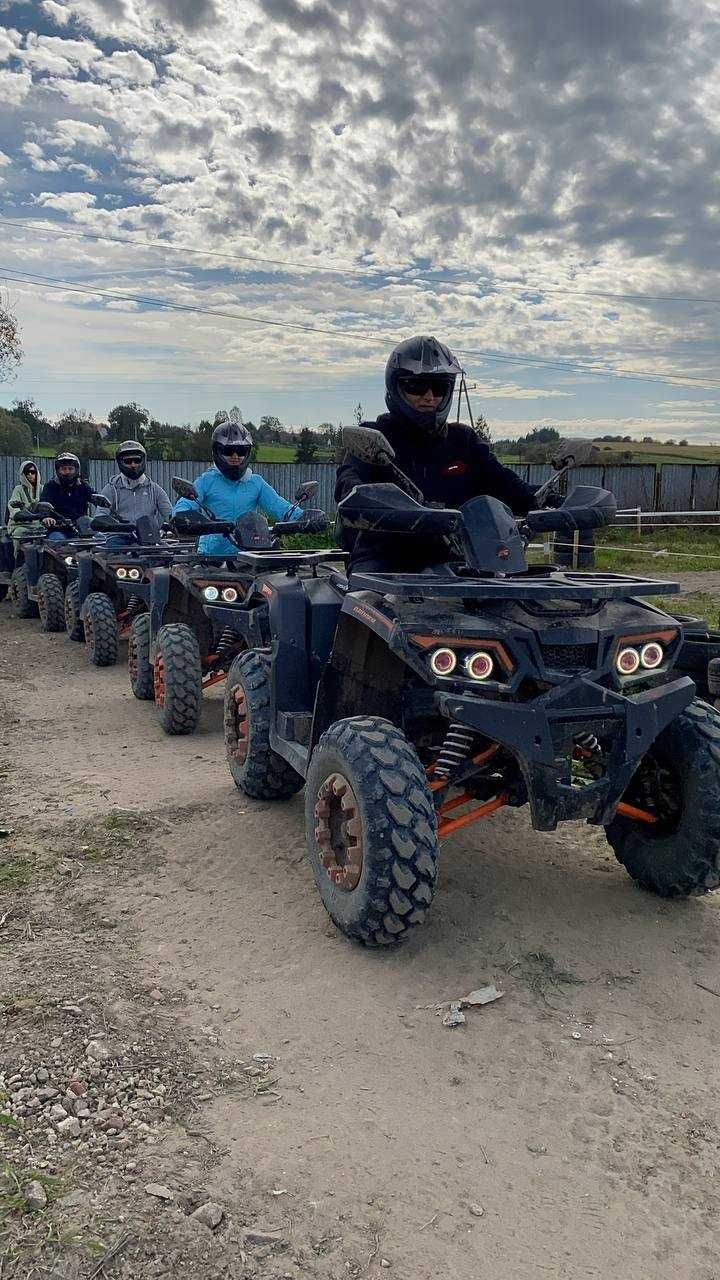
[215,627,237,660]
[434,723,477,777]
[126,594,143,618]
[574,731,600,754]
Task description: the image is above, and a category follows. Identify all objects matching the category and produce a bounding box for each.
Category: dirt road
[2,613,720,1279]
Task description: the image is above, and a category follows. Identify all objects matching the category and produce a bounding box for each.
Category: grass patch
[0,858,33,891]
[654,591,718,622]
[504,950,585,998]
[594,526,720,575]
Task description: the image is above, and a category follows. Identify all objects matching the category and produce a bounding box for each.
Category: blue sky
[1,0,720,439]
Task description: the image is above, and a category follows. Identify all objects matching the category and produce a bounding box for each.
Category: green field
[24,442,332,464]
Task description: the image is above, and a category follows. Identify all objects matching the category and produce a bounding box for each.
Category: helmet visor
[219,444,250,459]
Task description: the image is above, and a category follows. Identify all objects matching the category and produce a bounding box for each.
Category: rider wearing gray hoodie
[100,440,172,526]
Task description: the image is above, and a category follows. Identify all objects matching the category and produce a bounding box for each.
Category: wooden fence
[3,455,720,520]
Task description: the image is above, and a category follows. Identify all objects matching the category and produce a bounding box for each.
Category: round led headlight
[64,555,74,566]
[128,568,141,581]
[640,641,664,669]
[203,585,219,601]
[430,647,457,677]
[116,567,128,579]
[465,650,494,681]
[222,587,238,603]
[617,646,640,675]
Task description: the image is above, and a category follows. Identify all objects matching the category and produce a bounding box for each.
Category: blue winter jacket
[172,466,302,556]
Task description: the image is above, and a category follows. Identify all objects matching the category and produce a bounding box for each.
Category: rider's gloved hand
[42,517,57,528]
[538,489,564,509]
[295,509,327,534]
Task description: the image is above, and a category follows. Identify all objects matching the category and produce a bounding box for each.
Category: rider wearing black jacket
[40,452,94,526]
[335,336,538,573]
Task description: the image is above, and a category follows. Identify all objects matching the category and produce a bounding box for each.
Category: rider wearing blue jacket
[172,413,304,556]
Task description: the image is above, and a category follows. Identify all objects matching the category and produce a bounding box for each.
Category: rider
[172,412,320,555]
[101,440,172,526]
[6,460,47,554]
[40,452,95,540]
[335,335,540,572]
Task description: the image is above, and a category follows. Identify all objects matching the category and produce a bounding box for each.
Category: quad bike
[218,425,720,947]
[7,497,112,629]
[70,515,191,666]
[128,478,326,735]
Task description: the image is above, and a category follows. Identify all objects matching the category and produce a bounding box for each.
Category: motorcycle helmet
[54,451,81,488]
[212,409,253,481]
[385,335,463,440]
[116,439,147,480]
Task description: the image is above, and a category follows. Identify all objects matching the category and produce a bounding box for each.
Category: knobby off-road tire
[305,716,439,946]
[82,592,119,667]
[9,566,38,619]
[64,581,84,641]
[223,650,303,799]
[37,573,65,633]
[153,624,202,735]
[606,700,720,897]
[128,612,154,701]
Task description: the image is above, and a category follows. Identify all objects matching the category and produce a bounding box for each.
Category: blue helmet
[385,335,463,438]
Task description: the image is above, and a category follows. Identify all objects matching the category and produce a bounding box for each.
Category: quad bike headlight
[203,585,219,601]
[116,567,128,579]
[640,641,664,669]
[64,555,74,566]
[616,646,641,676]
[222,587,238,603]
[465,650,494,681]
[128,568,141,581]
[430,647,457,676]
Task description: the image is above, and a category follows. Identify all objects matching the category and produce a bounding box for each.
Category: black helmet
[54,451,81,488]
[212,410,252,480]
[115,439,147,480]
[385,335,463,439]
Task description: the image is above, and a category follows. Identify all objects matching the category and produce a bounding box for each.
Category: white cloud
[19,33,100,75]
[95,50,157,84]
[0,149,11,166]
[51,118,110,149]
[41,1,72,24]
[34,190,98,213]
[0,68,32,106]
[0,27,22,63]
[22,142,62,172]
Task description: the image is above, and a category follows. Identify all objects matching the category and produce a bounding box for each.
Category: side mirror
[293,480,319,505]
[172,476,198,501]
[550,439,600,470]
[341,426,395,466]
[90,493,111,509]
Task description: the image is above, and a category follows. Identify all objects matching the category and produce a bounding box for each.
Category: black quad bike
[218,426,720,947]
[70,516,191,667]
[7,497,112,629]
[128,478,326,735]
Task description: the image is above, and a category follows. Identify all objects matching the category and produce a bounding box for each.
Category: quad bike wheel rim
[314,772,363,892]
[154,654,165,708]
[232,686,249,763]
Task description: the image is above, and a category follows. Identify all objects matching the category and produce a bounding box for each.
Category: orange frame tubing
[616,801,657,825]
[438,793,508,839]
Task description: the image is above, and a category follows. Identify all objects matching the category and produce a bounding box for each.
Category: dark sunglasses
[220,444,250,458]
[25,467,38,475]
[398,374,454,397]
[123,456,144,465]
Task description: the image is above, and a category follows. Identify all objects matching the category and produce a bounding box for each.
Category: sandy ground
[2,606,720,1280]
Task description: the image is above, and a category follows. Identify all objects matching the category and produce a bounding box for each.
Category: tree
[679,439,689,446]
[642,436,655,443]
[0,407,32,455]
[475,413,491,444]
[354,402,364,426]
[107,402,150,441]
[12,398,54,446]
[258,415,283,444]
[295,427,318,464]
[526,426,561,444]
[0,290,22,384]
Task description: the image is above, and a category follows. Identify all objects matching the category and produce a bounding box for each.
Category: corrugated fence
[3,455,720,520]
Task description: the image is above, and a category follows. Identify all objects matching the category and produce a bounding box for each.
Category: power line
[3,264,720,391]
[3,214,720,307]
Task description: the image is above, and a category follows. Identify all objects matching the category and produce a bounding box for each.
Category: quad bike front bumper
[436,674,696,831]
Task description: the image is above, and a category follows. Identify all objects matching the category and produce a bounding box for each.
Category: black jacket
[40,478,94,524]
[335,413,537,571]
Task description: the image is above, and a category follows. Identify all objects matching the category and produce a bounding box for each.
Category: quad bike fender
[436,674,696,831]
[148,567,171,654]
[23,544,42,590]
[76,552,94,611]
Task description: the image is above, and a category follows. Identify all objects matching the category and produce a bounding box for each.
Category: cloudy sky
[1,0,719,439]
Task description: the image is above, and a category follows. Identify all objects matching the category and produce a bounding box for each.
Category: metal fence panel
[603,465,656,510]
[692,466,720,511]
[660,465,693,512]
